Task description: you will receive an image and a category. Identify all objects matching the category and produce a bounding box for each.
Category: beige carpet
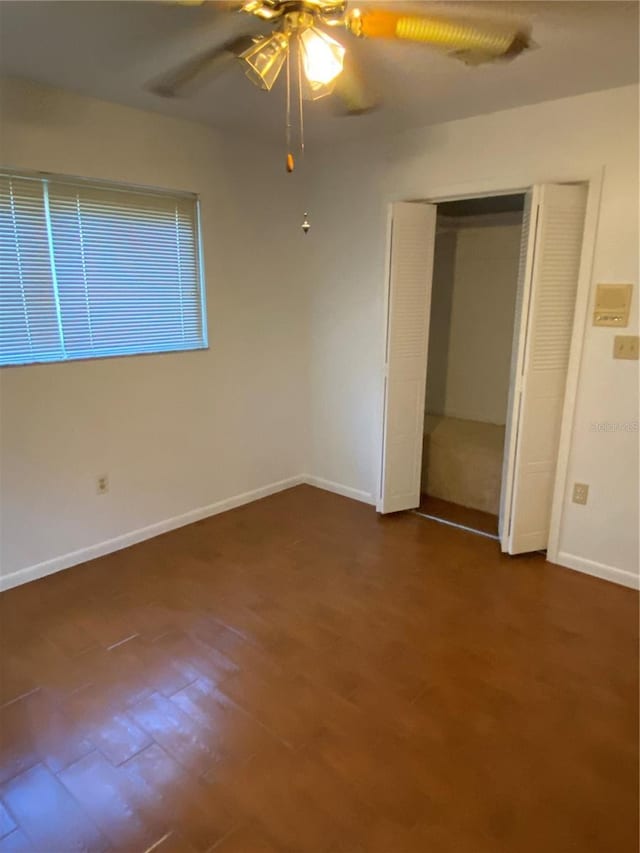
[422,415,505,515]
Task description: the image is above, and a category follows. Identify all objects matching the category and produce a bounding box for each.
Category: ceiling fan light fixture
[300,26,345,87]
[241,0,281,21]
[241,32,289,90]
[302,78,336,101]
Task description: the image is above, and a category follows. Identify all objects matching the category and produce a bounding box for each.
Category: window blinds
[0,172,206,366]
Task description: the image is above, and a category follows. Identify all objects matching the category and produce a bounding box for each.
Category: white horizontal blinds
[47,181,203,359]
[0,175,64,364]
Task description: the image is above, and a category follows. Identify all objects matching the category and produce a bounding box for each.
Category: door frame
[376,170,604,565]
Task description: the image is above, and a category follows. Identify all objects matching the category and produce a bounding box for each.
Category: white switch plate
[614,335,639,360]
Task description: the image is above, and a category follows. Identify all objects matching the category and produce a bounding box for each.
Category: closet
[378,184,588,552]
[421,196,524,533]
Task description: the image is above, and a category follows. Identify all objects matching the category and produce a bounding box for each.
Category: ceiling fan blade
[172,1,244,9]
[148,34,255,97]
[332,55,379,116]
[346,9,531,64]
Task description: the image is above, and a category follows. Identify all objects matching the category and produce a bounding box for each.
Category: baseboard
[8,477,632,593]
[0,475,305,593]
[555,551,639,590]
[303,475,375,506]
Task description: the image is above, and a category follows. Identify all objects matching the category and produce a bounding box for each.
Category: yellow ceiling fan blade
[346,8,531,63]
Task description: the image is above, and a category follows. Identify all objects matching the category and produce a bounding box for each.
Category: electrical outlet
[96,474,109,495]
[613,335,639,360]
[572,482,589,506]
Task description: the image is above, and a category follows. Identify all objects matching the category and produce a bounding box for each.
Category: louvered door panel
[499,191,533,545]
[379,202,436,513]
[506,183,587,553]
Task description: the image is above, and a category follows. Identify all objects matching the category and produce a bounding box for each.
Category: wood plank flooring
[0,485,637,852]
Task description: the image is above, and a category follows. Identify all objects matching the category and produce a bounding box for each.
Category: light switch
[613,335,639,360]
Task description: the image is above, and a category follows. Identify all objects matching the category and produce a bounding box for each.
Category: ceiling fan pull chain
[297,32,305,156]
[296,32,309,235]
[285,45,294,172]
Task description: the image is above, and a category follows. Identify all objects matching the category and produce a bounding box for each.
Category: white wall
[306,84,639,587]
[426,219,522,425]
[0,78,309,585]
[1,80,638,591]
[422,229,455,422]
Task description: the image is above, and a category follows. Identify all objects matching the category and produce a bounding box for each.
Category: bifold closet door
[501,183,588,554]
[379,202,436,514]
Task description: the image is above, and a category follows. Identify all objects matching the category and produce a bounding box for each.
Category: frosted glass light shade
[241,32,289,91]
[300,27,345,87]
[302,78,336,101]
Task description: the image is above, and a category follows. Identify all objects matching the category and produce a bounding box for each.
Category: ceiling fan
[149,1,531,227]
[150,1,532,114]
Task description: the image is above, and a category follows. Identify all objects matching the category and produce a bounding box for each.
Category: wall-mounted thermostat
[593,283,633,327]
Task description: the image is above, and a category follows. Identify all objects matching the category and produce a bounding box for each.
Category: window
[0,171,207,366]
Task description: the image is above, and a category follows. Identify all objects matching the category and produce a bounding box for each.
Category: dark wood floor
[0,485,637,853]
[417,494,499,537]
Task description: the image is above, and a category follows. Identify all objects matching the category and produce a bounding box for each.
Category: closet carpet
[0,485,637,852]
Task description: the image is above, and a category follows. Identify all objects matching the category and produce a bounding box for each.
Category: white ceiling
[0,1,638,141]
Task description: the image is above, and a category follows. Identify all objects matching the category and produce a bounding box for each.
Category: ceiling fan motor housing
[241,0,347,23]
